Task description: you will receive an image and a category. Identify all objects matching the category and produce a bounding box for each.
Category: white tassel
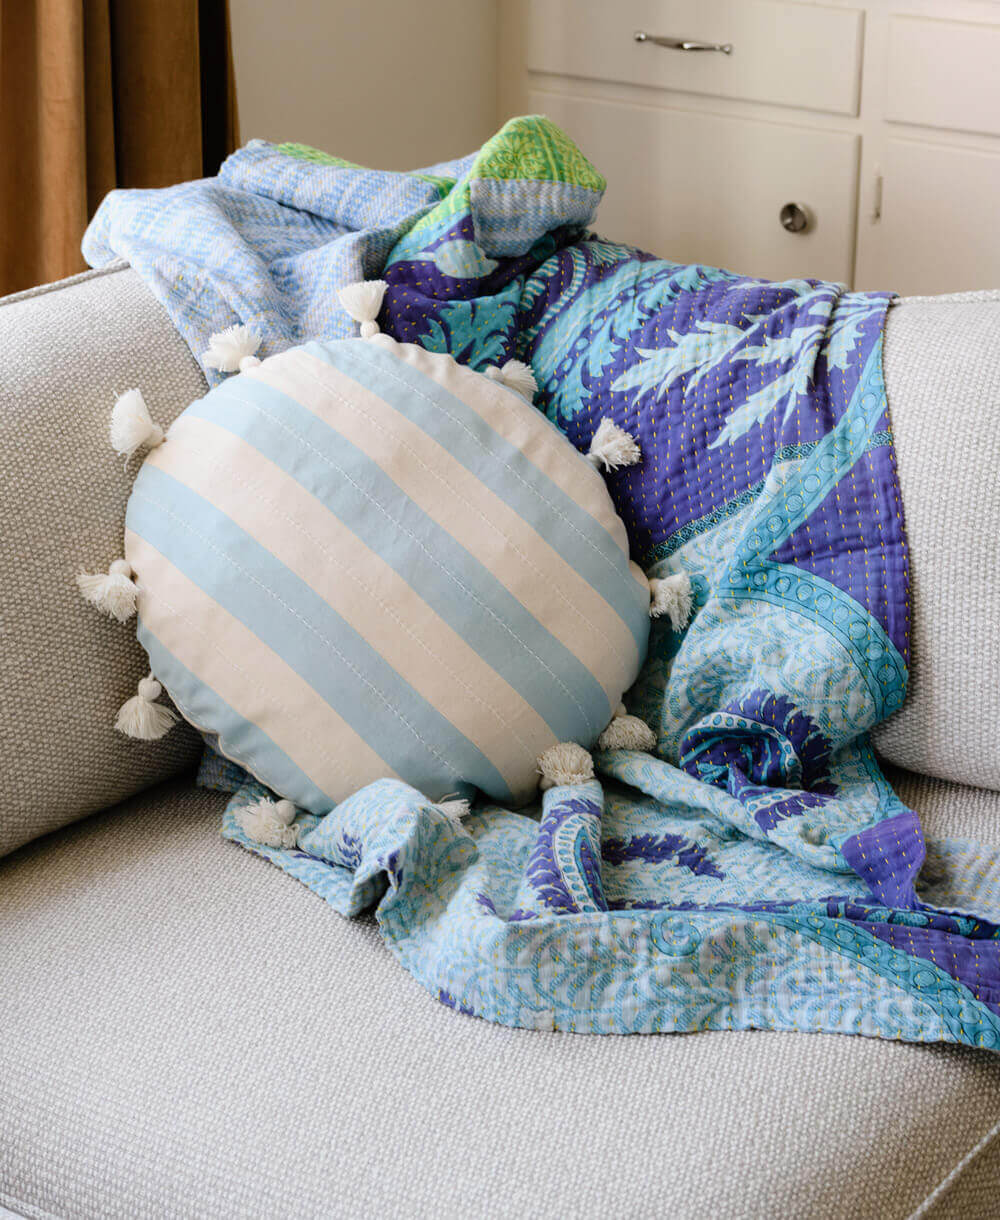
[235,797,299,849]
[597,703,657,752]
[114,674,178,740]
[586,418,642,472]
[76,559,137,622]
[484,359,537,402]
[110,389,164,460]
[202,324,262,373]
[537,741,594,791]
[435,798,472,825]
[500,359,537,400]
[337,280,388,338]
[649,572,694,630]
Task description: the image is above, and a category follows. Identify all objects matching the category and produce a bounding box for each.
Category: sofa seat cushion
[1,778,999,1220]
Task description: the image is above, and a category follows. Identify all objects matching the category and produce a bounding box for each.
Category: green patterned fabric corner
[398,115,605,248]
[473,114,605,189]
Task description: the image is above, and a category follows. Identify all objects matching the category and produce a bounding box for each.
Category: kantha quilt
[89,118,1000,1047]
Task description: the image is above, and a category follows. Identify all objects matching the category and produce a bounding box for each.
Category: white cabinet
[500,0,1000,295]
[855,138,1000,296]
[885,15,1000,140]
[536,91,859,283]
[526,0,864,116]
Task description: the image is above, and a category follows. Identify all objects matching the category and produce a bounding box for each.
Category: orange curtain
[0,0,239,296]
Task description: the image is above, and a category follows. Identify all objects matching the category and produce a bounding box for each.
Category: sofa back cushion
[2,268,996,859]
[873,291,1000,791]
[0,265,204,857]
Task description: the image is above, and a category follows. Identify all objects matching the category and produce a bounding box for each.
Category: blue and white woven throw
[83,141,476,382]
[92,119,1000,1046]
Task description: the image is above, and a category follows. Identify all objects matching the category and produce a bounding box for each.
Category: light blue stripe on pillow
[187,379,613,738]
[128,465,516,803]
[309,338,650,651]
[138,623,337,813]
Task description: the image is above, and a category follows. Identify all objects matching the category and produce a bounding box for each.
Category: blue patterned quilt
[89,118,1000,1047]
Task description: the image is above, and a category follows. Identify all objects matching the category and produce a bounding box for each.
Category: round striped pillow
[85,284,675,814]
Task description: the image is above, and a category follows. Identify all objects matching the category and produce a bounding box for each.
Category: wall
[230,0,497,170]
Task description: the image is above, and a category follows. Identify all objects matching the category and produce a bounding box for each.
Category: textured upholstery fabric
[888,762,1000,845]
[2,775,999,1220]
[0,265,205,857]
[922,1125,1000,1220]
[874,292,1000,790]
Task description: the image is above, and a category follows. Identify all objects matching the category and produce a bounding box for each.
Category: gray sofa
[2,265,999,1220]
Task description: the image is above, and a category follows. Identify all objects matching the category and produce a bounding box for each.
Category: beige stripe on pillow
[243,350,640,696]
[372,336,636,555]
[149,416,559,797]
[126,530,402,802]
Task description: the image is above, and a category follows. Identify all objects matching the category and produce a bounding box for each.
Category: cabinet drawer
[887,16,1000,138]
[534,91,858,284]
[527,0,863,117]
[856,138,1000,296]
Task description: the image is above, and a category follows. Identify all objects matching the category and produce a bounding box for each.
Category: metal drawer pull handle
[634,30,733,54]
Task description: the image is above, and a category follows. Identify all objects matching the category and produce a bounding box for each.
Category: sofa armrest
[0,264,207,857]
[873,290,1000,792]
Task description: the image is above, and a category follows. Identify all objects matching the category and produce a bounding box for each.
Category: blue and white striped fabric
[125,334,650,811]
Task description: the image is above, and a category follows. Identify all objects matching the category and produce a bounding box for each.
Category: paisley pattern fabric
[511,783,608,918]
[121,116,1000,1046]
[220,774,1000,1044]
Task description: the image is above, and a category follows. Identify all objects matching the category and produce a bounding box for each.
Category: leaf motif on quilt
[415,292,518,368]
[523,250,734,418]
[709,323,827,447]
[822,295,888,371]
[610,321,752,400]
[602,832,725,880]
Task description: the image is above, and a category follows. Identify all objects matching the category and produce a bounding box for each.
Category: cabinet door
[886,15,1000,140]
[855,138,1000,296]
[534,91,859,284]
